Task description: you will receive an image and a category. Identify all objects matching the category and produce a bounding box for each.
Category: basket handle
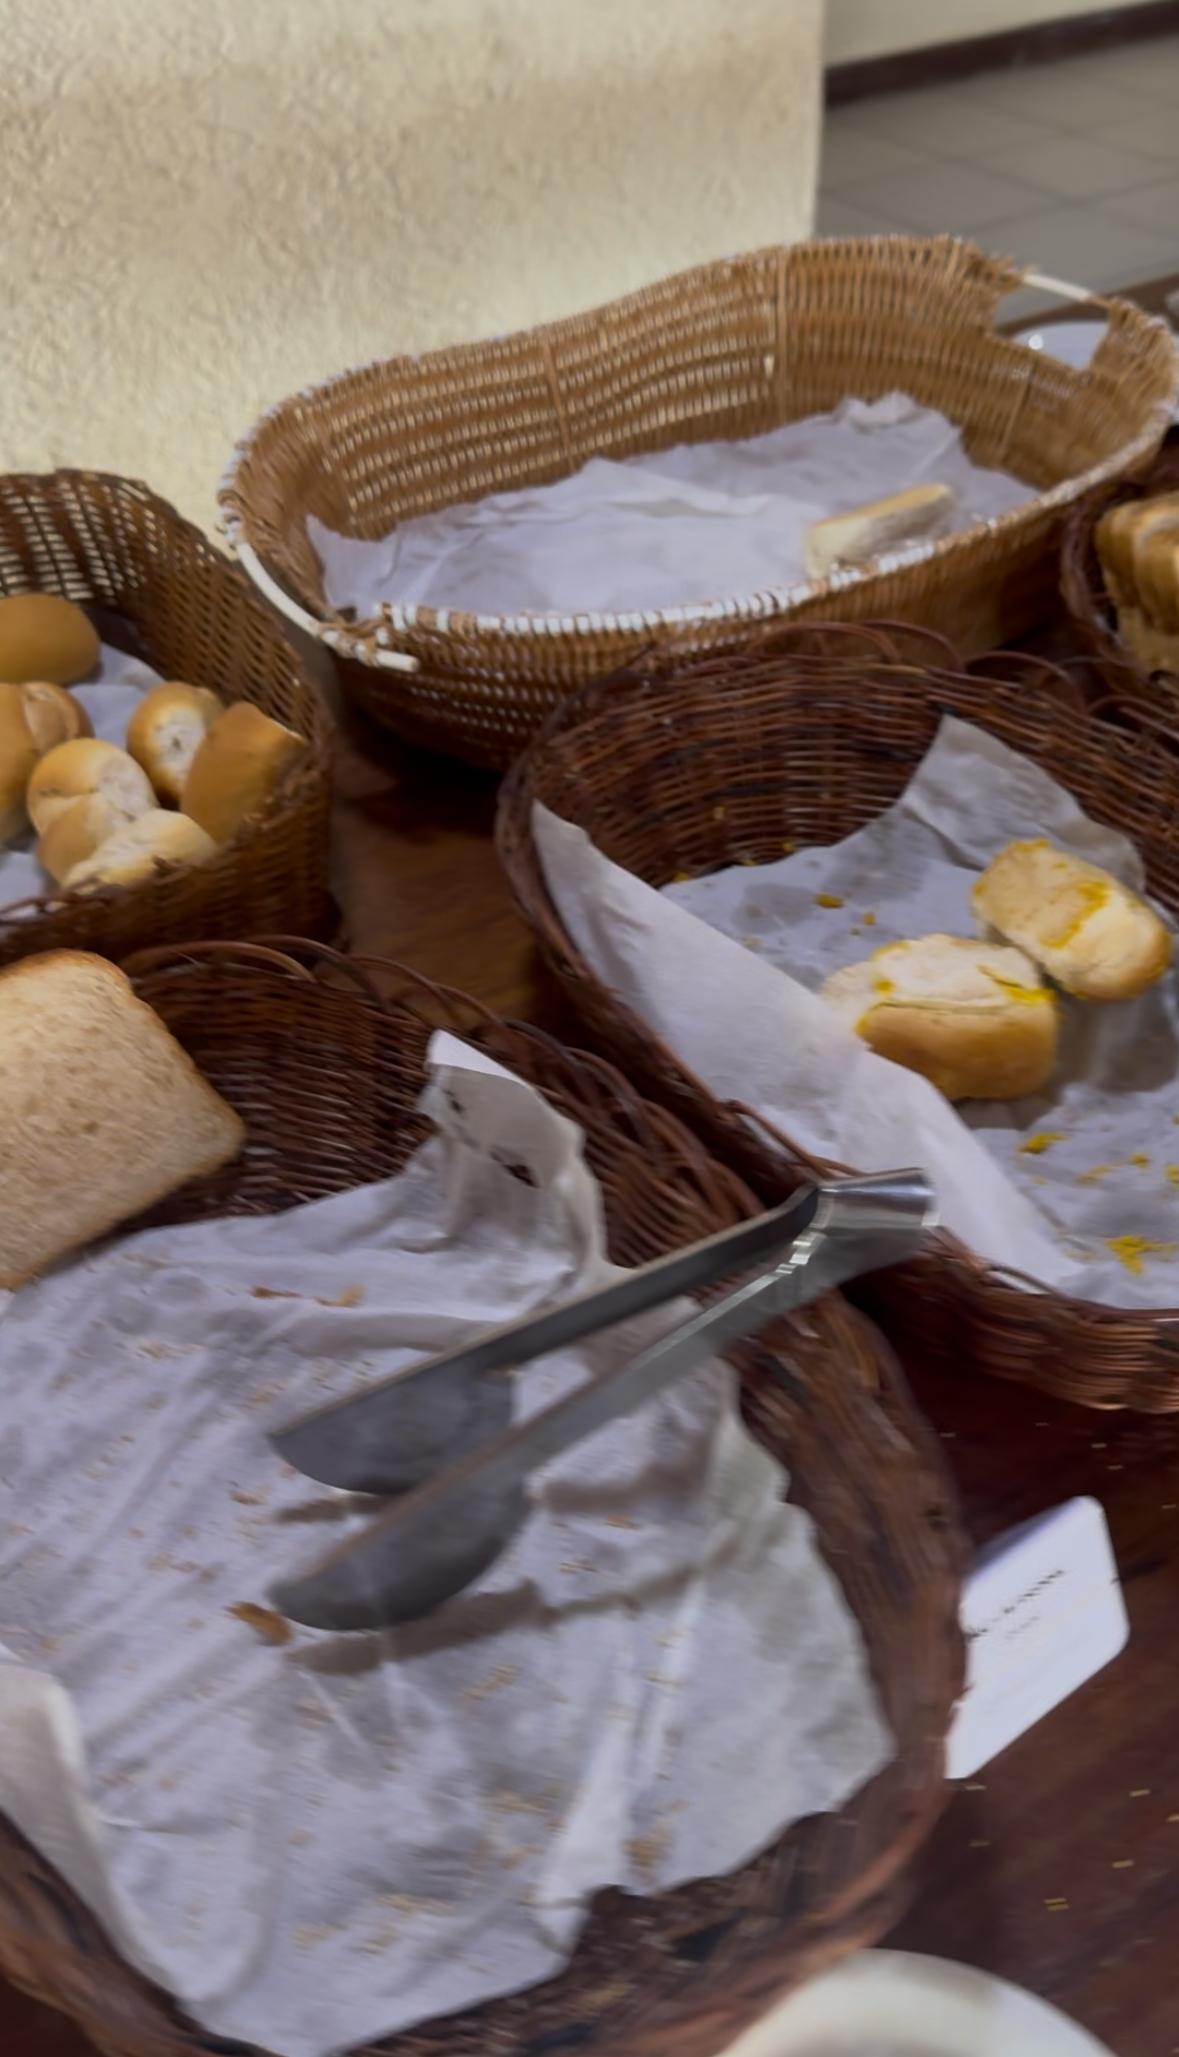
[236,541,419,675]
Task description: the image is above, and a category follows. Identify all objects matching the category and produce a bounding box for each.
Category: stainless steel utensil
[269,1169,935,1631]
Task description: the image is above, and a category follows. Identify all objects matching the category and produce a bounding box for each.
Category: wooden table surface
[8,278,1179,2057]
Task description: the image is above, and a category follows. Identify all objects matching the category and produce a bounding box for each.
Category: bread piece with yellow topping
[820,934,1058,1101]
[973,839,1171,1002]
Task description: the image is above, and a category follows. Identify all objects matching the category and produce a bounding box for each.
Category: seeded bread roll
[181,702,306,844]
[973,839,1171,1002]
[126,682,223,803]
[26,738,155,835]
[63,809,216,891]
[821,934,1059,1101]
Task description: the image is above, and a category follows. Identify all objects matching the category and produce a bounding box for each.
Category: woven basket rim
[220,237,1178,657]
[0,468,333,940]
[0,937,966,2057]
[496,632,1179,1384]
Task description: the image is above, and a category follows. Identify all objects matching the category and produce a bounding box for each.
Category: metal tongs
[269,1169,935,1632]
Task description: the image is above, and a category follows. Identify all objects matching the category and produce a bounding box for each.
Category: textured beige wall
[825,0,1137,64]
[0,0,821,534]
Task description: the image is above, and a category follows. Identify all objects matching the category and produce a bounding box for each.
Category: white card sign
[947,1496,1129,1782]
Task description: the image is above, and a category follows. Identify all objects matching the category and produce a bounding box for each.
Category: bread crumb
[231,1488,264,1506]
[1129,1152,1151,1168]
[1166,1166,1179,1187]
[673,870,692,884]
[781,840,795,855]
[815,892,844,909]
[1105,1235,1177,1276]
[1112,1859,1135,1870]
[1079,1165,1114,1185]
[862,911,876,926]
[712,805,726,821]
[1019,1131,1065,1156]
[229,1602,291,1646]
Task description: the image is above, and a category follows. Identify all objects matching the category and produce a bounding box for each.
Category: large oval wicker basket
[220,237,1177,769]
[1059,437,1179,711]
[0,472,334,964]
[0,939,964,2057]
[498,622,1179,1413]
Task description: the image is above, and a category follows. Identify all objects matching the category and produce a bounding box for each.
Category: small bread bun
[973,839,1172,1002]
[821,934,1059,1101]
[63,809,217,891]
[18,681,93,754]
[0,684,40,844]
[805,483,954,581]
[0,593,100,686]
[37,794,141,884]
[181,701,306,844]
[126,682,223,803]
[26,738,155,835]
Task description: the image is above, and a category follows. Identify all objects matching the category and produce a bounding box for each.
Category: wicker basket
[219,237,1177,769]
[498,622,1179,1412]
[0,472,334,963]
[1060,437,1179,712]
[0,938,964,2057]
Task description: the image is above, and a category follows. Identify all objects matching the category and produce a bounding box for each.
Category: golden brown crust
[126,681,223,802]
[18,681,92,754]
[857,996,1059,1101]
[0,593,100,687]
[181,702,306,844]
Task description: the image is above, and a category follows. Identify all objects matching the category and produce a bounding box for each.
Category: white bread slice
[126,682,222,803]
[0,951,244,1288]
[62,809,216,891]
[26,738,155,835]
[804,483,954,581]
[973,839,1171,1002]
[821,934,1058,1101]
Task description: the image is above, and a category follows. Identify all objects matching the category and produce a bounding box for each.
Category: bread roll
[1116,605,1179,679]
[37,795,135,883]
[0,950,243,1288]
[0,593,100,686]
[0,684,40,844]
[804,483,954,581]
[63,809,216,891]
[973,839,1171,1002]
[1135,520,1179,634]
[821,934,1059,1101]
[126,681,223,803]
[18,681,92,754]
[26,738,155,834]
[181,702,306,844]
[1096,493,1179,609]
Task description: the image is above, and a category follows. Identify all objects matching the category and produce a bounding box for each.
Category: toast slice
[0,951,244,1288]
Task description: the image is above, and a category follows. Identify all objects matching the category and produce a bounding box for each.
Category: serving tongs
[269,1169,935,1631]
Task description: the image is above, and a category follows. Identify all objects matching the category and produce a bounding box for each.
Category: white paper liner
[308,394,1031,621]
[0,1034,887,2057]
[534,716,1179,1310]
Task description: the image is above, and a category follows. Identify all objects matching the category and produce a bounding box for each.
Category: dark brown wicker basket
[498,622,1179,1413]
[1059,438,1179,714]
[0,472,334,964]
[0,938,964,2057]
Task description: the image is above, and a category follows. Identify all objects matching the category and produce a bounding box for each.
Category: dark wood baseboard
[826,0,1179,104]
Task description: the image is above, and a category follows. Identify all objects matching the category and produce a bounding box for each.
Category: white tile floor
[819,34,1179,317]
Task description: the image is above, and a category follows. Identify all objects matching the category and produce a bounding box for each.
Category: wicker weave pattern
[1059,440,1179,710]
[498,622,1179,1412]
[221,238,1177,766]
[0,472,334,962]
[0,940,964,2057]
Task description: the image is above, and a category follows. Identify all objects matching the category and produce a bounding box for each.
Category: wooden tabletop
[9,275,1179,2057]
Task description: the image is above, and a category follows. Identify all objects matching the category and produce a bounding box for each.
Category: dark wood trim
[826,0,1179,105]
